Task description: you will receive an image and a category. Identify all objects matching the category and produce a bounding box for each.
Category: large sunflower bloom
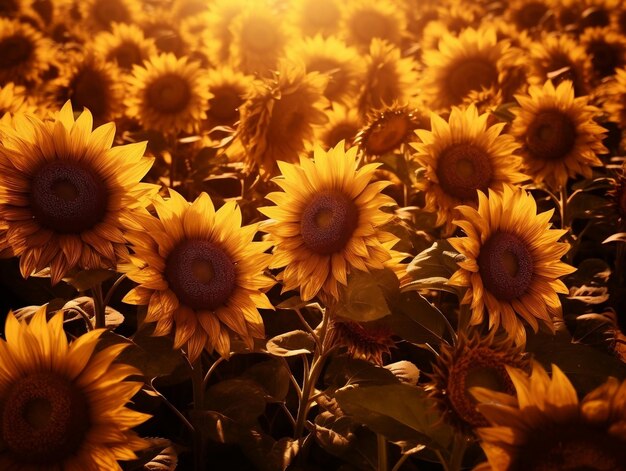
[238,60,329,177]
[473,362,626,470]
[125,53,211,135]
[510,80,607,190]
[259,142,398,303]
[122,191,275,361]
[0,307,149,470]
[428,330,530,435]
[0,101,156,285]
[412,104,527,232]
[448,185,576,345]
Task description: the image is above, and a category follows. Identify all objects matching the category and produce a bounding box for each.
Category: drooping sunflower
[122,191,275,361]
[327,318,395,366]
[0,17,53,85]
[288,0,341,37]
[411,104,527,232]
[92,22,158,72]
[581,26,626,81]
[428,330,530,435]
[0,101,156,285]
[357,39,421,116]
[238,60,329,177]
[314,104,363,151]
[510,79,607,189]
[340,0,407,50]
[356,104,427,157]
[286,35,365,106]
[203,65,254,131]
[0,307,150,470]
[420,26,520,111]
[229,2,291,75]
[78,0,139,32]
[473,362,626,470]
[49,53,125,125]
[259,142,398,303]
[125,53,211,135]
[0,81,36,117]
[448,185,576,346]
[526,32,592,97]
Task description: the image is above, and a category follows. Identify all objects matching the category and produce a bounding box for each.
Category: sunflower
[357,39,420,116]
[411,104,527,232]
[78,0,139,32]
[49,53,125,125]
[581,26,626,81]
[126,53,211,135]
[258,142,398,303]
[473,362,626,470]
[288,0,341,37]
[314,104,363,150]
[122,190,275,361]
[603,66,626,126]
[611,7,626,35]
[0,306,150,470]
[420,26,520,111]
[526,32,592,97]
[510,80,607,189]
[229,2,291,75]
[0,81,36,117]
[356,104,427,157]
[286,35,364,106]
[0,17,53,85]
[448,184,576,346]
[237,60,329,177]
[92,22,158,72]
[420,3,482,52]
[203,0,252,62]
[203,65,254,131]
[428,330,530,434]
[505,0,555,32]
[0,0,27,19]
[0,101,156,285]
[340,0,407,50]
[327,319,395,366]
[141,11,192,57]
[577,0,619,30]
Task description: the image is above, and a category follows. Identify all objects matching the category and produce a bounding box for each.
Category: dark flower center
[307,57,345,101]
[363,113,412,155]
[0,35,34,70]
[92,0,130,29]
[68,67,110,122]
[146,73,191,114]
[0,0,19,17]
[331,320,395,366]
[165,239,237,311]
[208,86,243,124]
[580,8,610,30]
[526,109,577,161]
[478,231,534,301]
[446,58,498,105]
[110,42,143,70]
[586,40,624,78]
[515,425,624,471]
[350,10,391,46]
[447,347,517,428]
[1,373,90,465]
[326,122,359,149]
[301,191,359,255]
[436,143,494,201]
[30,160,108,234]
[514,2,550,29]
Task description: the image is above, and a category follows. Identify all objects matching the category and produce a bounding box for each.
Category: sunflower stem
[202,356,225,389]
[391,453,410,471]
[448,435,467,471]
[103,273,127,307]
[377,434,389,471]
[191,358,206,471]
[91,283,106,329]
[559,185,574,264]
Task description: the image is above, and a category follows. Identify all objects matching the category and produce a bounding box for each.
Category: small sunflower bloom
[510,80,607,189]
[122,191,275,361]
[0,307,150,470]
[473,362,626,470]
[0,101,156,285]
[259,142,399,303]
[448,185,576,346]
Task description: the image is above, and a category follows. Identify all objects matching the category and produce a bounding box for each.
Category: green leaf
[239,430,299,471]
[242,359,291,402]
[405,240,464,294]
[568,191,611,220]
[275,296,307,311]
[266,330,316,357]
[314,411,357,455]
[336,268,399,322]
[335,383,454,450]
[205,379,267,425]
[526,328,626,394]
[63,268,115,292]
[387,291,448,345]
[125,438,179,471]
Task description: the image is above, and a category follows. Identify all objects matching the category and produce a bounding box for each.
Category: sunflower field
[2,0,626,469]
